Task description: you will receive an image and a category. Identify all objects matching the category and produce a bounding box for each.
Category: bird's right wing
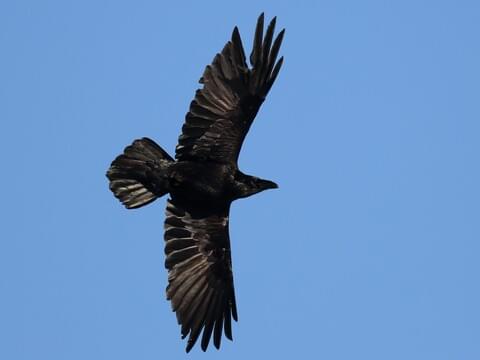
[175,13,285,164]
[164,199,237,352]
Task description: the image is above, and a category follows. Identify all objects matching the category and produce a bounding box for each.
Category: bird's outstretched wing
[164,199,237,352]
[175,13,285,164]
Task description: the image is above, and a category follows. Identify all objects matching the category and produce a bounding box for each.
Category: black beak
[263,180,279,190]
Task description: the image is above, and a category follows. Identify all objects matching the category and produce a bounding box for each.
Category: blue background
[1,1,479,359]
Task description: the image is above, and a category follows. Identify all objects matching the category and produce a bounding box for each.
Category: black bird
[106,14,284,352]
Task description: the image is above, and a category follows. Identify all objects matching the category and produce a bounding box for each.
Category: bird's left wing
[175,14,285,164]
[164,199,237,352]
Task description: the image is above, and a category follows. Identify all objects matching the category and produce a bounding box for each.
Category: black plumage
[106,14,284,352]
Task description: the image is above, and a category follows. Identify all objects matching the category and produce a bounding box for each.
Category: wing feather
[178,270,210,331]
[213,296,225,349]
[185,287,215,352]
[223,304,233,340]
[250,13,264,67]
[201,288,223,351]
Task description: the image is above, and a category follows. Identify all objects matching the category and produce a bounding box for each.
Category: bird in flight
[106,13,285,352]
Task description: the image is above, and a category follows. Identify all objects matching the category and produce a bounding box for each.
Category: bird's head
[233,172,278,199]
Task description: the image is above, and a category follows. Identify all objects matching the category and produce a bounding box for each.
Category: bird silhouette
[106,13,284,352]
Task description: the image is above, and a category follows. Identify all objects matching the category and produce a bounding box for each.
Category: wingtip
[185,338,195,353]
[269,16,277,28]
[231,26,241,47]
[256,12,265,30]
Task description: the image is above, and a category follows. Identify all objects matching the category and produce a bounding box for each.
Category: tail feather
[107,137,173,209]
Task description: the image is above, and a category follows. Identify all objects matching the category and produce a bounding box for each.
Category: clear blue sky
[1,1,479,359]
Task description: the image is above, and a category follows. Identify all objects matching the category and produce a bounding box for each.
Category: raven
[106,14,284,352]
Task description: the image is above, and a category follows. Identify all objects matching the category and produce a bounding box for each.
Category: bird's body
[169,162,278,204]
[106,14,284,352]
[169,161,235,203]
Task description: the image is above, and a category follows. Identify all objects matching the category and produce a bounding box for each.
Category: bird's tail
[106,137,174,209]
